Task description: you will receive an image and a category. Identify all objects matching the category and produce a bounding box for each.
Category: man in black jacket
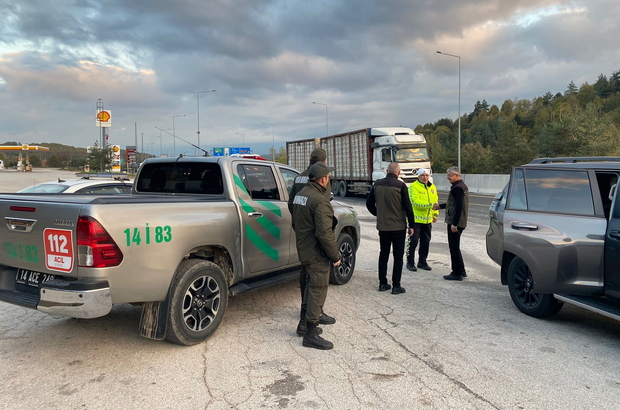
[436,166,469,281]
[366,163,415,294]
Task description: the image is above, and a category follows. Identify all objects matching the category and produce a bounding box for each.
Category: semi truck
[287,127,431,196]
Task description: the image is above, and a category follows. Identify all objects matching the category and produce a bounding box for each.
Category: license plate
[16,268,56,287]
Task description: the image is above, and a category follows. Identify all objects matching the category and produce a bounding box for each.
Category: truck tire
[507,257,563,318]
[165,259,229,345]
[330,233,356,285]
[331,180,339,196]
[338,181,349,197]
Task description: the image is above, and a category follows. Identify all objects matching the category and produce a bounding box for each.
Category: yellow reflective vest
[408,180,439,224]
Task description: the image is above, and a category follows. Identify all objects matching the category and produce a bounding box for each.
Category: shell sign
[96,110,112,128]
[111,144,122,173]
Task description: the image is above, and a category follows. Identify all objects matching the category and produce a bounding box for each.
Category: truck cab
[370,128,431,184]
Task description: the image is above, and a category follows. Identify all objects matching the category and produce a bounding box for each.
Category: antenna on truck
[155,126,210,156]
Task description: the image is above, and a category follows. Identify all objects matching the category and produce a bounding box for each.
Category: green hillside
[415,71,620,174]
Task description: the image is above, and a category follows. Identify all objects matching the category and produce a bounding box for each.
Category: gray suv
[486,157,620,320]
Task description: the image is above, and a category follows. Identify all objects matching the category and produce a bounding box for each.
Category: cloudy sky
[1,0,618,156]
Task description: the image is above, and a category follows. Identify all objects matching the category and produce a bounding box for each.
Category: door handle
[247,212,263,219]
[510,222,538,231]
[5,217,37,233]
[609,230,620,239]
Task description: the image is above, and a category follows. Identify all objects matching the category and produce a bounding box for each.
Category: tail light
[77,216,124,267]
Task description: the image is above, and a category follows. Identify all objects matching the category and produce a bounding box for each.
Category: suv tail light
[77,216,123,267]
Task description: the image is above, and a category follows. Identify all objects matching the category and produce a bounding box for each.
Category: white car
[18,177,133,194]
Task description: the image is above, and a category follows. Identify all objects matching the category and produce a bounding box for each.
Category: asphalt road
[1,169,620,409]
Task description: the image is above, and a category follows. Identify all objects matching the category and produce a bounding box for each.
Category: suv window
[509,168,594,215]
[507,169,527,210]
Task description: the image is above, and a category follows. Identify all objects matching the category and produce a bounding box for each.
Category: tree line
[3,70,620,174]
[0,142,114,171]
[415,71,620,174]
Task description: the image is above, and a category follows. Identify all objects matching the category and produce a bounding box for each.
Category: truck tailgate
[1,195,83,277]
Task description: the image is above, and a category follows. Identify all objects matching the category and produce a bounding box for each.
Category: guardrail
[433,174,509,195]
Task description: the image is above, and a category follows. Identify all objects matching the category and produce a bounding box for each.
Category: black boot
[319,311,336,325]
[296,318,322,336]
[302,322,333,350]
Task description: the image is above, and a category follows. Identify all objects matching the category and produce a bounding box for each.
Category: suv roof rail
[529,157,620,164]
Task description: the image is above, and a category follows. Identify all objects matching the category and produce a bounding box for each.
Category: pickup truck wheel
[165,260,229,346]
[330,233,356,285]
[507,257,562,318]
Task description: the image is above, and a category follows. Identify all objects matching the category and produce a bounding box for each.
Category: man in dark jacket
[288,148,336,334]
[366,163,415,294]
[292,162,341,350]
[436,166,469,281]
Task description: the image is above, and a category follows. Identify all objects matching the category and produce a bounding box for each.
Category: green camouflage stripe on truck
[234,174,282,261]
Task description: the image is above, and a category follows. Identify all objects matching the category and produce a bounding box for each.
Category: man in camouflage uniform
[288,148,336,335]
[292,162,341,350]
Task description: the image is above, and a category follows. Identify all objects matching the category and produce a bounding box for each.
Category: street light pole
[263,123,275,162]
[152,136,161,158]
[172,114,186,157]
[436,51,461,172]
[312,101,328,137]
[236,133,245,146]
[197,90,216,155]
[155,128,169,157]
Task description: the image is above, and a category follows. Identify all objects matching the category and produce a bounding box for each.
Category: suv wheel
[507,257,563,318]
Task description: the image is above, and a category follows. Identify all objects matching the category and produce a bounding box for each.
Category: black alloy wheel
[166,260,229,345]
[507,257,562,318]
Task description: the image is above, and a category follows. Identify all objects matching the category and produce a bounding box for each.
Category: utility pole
[97,99,104,172]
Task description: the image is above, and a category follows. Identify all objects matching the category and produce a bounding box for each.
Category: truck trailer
[287,127,431,196]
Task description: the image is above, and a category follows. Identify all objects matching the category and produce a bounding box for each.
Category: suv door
[605,182,620,299]
[486,184,508,265]
[504,166,606,295]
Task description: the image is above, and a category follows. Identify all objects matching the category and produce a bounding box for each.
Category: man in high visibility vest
[406,168,439,271]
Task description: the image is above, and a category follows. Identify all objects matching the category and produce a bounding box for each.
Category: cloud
[0,0,619,154]
[0,52,161,104]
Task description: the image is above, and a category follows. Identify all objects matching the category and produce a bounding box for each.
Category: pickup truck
[0,156,360,345]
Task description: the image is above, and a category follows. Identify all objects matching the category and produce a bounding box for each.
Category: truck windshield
[394,147,429,163]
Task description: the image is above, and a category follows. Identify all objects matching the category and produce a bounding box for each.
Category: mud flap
[139,296,171,340]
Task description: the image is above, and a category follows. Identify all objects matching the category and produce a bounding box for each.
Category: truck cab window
[394,147,429,163]
[237,164,280,200]
[381,149,392,162]
[138,162,223,194]
[279,168,299,195]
